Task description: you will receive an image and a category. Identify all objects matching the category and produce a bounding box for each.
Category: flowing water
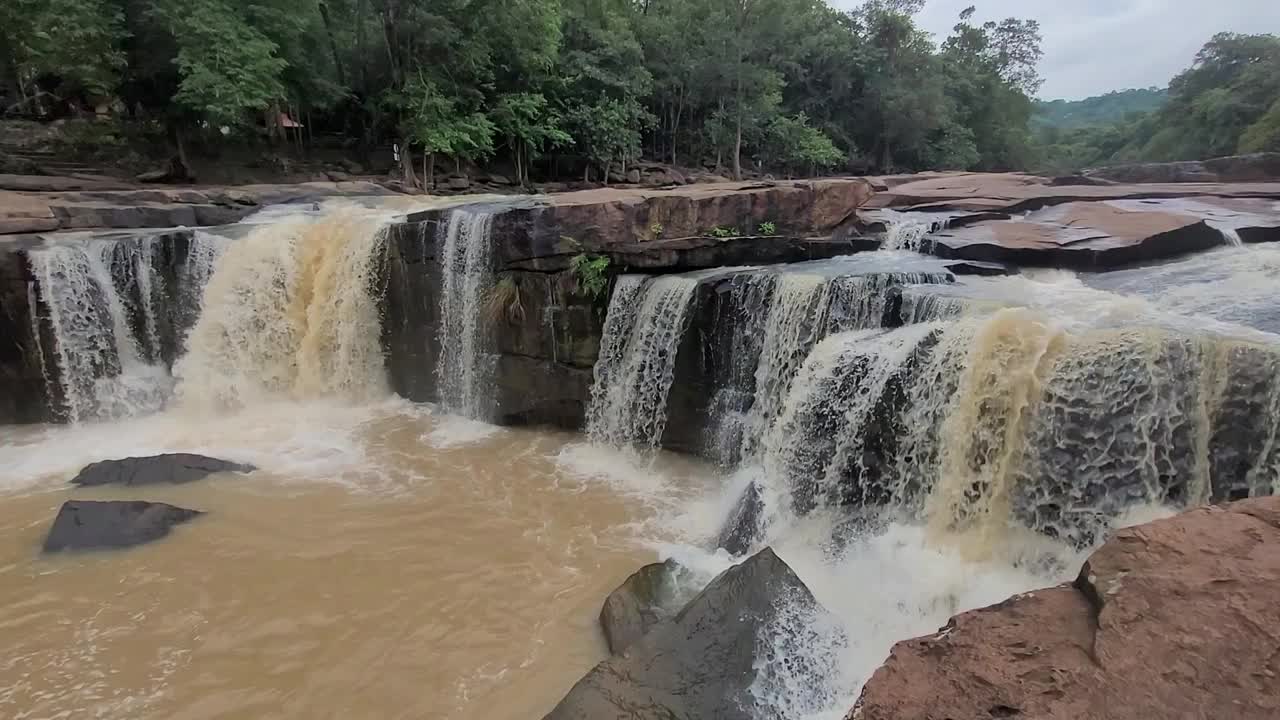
[586,274,700,448]
[436,208,498,419]
[4,199,1278,720]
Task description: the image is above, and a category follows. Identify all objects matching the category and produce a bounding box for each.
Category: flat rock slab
[545,547,842,720]
[851,496,1280,720]
[403,178,876,272]
[867,171,1280,213]
[71,453,256,487]
[926,198,1280,269]
[42,500,203,552]
[1,180,401,235]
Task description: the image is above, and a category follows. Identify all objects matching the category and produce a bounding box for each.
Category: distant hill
[1034,88,1169,129]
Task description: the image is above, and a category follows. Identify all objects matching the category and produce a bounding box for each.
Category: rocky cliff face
[851,496,1280,720]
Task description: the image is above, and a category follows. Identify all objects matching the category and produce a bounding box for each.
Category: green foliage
[1030,33,1280,172]
[569,253,611,300]
[0,0,126,99]
[1034,88,1169,130]
[396,72,495,166]
[649,222,664,238]
[765,113,843,176]
[758,221,776,235]
[1240,98,1280,153]
[709,226,738,238]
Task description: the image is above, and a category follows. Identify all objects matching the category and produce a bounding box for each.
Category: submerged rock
[545,547,843,720]
[70,453,256,487]
[599,559,695,654]
[851,496,1280,720]
[42,500,203,552]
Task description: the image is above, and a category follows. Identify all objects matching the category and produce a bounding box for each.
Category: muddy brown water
[0,400,716,719]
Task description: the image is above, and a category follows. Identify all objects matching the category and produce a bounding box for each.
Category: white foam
[423,414,503,448]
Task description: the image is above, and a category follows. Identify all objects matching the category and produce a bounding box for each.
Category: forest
[1034,34,1280,174]
[0,0,1277,185]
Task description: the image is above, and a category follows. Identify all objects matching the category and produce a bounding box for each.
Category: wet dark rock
[545,547,840,720]
[493,354,593,428]
[42,500,203,552]
[71,453,256,487]
[599,559,696,654]
[717,482,765,556]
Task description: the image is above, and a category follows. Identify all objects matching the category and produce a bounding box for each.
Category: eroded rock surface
[0,181,399,235]
[42,500,203,552]
[851,496,1280,720]
[71,454,256,487]
[599,559,696,654]
[545,547,841,720]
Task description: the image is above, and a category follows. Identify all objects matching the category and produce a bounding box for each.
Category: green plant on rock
[649,222,665,238]
[710,226,738,238]
[483,277,525,326]
[570,254,611,300]
[758,221,777,236]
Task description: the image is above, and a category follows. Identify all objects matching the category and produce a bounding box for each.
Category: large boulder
[545,547,843,720]
[599,559,696,654]
[850,496,1280,720]
[70,453,256,487]
[42,500,203,552]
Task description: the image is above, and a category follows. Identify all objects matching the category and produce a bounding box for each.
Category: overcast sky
[831,1,1280,100]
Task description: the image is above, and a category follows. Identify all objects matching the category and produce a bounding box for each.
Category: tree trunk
[171,124,194,182]
[671,89,685,166]
[399,140,419,189]
[318,1,347,86]
[0,40,22,104]
[733,120,742,181]
[427,152,435,189]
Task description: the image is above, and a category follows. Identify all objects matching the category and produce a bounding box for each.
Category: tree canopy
[1033,33,1280,173]
[4,1,1271,184]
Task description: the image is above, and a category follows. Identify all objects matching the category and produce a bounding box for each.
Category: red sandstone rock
[851,496,1280,720]
[868,172,1280,212]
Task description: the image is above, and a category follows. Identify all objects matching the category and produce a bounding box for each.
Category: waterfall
[705,274,776,463]
[1212,224,1245,247]
[732,305,1280,554]
[28,238,171,422]
[760,324,942,520]
[738,274,836,461]
[174,213,389,412]
[735,271,952,463]
[435,208,497,419]
[175,230,232,342]
[587,274,698,448]
[880,212,949,252]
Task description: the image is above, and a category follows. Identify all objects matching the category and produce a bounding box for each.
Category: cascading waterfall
[731,306,1280,554]
[28,237,171,422]
[435,208,497,419]
[731,271,952,463]
[738,274,836,461]
[879,212,950,252]
[587,274,699,448]
[174,213,389,412]
[175,230,232,340]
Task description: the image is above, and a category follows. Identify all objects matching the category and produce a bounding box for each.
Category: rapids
[2,198,1277,719]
